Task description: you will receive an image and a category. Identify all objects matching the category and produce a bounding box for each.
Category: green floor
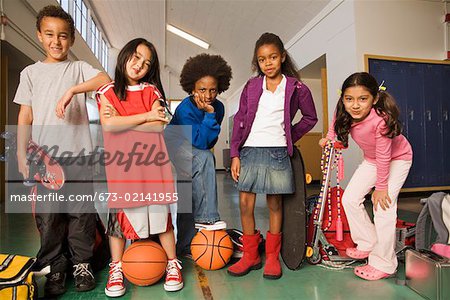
[1,172,425,299]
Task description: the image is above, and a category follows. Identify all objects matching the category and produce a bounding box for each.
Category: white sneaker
[195,220,227,231]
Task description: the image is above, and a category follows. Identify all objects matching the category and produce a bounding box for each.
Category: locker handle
[426,110,432,121]
[444,110,449,121]
[409,110,414,121]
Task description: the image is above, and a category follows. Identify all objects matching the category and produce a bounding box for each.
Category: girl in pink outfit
[320,72,413,280]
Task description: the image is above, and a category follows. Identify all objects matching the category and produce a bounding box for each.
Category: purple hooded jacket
[230,76,317,158]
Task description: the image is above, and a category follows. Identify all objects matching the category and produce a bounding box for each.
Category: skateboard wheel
[306,246,313,258]
[307,253,322,265]
[305,173,312,184]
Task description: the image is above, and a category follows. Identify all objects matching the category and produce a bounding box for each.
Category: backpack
[415,192,450,250]
[0,254,37,300]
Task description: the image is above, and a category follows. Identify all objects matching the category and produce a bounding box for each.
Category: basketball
[191,230,234,270]
[122,240,167,286]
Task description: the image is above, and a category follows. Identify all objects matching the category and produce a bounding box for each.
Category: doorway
[296,54,327,182]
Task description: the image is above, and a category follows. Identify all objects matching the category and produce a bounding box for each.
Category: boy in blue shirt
[167,54,232,256]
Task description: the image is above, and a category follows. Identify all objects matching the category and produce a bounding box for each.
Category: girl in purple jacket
[228,32,317,279]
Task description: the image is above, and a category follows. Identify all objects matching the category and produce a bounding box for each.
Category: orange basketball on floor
[191,230,234,270]
[122,240,167,286]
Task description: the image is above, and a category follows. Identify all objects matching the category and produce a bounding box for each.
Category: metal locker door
[423,64,444,186]
[404,63,427,188]
[442,65,450,185]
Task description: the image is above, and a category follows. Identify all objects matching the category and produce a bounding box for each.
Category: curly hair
[180,54,232,94]
[335,72,403,147]
[36,5,75,41]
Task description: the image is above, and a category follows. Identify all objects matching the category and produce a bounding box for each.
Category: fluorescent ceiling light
[166,24,210,49]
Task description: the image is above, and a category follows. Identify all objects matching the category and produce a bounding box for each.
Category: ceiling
[86,0,331,98]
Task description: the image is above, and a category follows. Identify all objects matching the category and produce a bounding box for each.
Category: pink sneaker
[346,248,371,260]
[105,261,126,297]
[164,259,183,292]
[354,264,393,280]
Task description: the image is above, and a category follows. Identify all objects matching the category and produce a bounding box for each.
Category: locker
[443,65,450,184]
[423,64,443,186]
[368,58,450,188]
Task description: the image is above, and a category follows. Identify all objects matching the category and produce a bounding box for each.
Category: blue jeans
[171,145,220,254]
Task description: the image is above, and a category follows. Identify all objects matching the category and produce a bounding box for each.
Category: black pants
[33,156,96,273]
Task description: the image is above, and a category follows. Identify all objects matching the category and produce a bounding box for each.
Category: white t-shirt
[243,75,287,147]
[13,60,101,155]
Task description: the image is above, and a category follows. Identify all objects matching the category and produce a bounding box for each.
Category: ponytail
[374,90,403,138]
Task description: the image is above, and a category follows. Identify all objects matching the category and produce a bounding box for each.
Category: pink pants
[342,159,412,274]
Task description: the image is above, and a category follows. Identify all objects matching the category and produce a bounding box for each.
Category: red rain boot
[263,231,282,279]
[227,231,262,276]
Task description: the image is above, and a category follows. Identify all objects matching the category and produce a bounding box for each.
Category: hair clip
[337,89,342,97]
[378,80,387,91]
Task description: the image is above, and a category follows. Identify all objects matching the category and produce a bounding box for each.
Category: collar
[262,75,286,93]
[126,83,145,91]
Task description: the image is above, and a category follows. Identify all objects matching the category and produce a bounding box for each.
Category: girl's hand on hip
[231,157,240,183]
[319,138,329,148]
[372,190,392,211]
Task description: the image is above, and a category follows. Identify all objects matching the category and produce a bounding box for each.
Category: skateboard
[26,140,65,190]
[281,147,307,270]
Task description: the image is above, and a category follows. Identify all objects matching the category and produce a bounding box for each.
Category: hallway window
[60,0,69,12]
[102,40,108,70]
[90,20,99,58]
[73,0,88,40]
[57,0,109,70]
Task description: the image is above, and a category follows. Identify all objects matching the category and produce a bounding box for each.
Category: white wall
[167,71,186,100]
[286,0,362,185]
[297,78,323,133]
[354,0,446,66]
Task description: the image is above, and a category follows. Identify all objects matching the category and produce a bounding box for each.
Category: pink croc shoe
[346,248,370,260]
[354,264,393,280]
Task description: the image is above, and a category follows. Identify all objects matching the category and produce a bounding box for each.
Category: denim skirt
[237,147,295,194]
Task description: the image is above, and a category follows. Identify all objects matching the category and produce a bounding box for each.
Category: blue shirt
[169,96,224,150]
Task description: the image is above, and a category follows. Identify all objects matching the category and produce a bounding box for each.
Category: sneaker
[226,228,265,258]
[44,272,67,297]
[195,220,227,231]
[164,259,183,292]
[105,261,126,297]
[73,263,96,292]
[226,228,244,258]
